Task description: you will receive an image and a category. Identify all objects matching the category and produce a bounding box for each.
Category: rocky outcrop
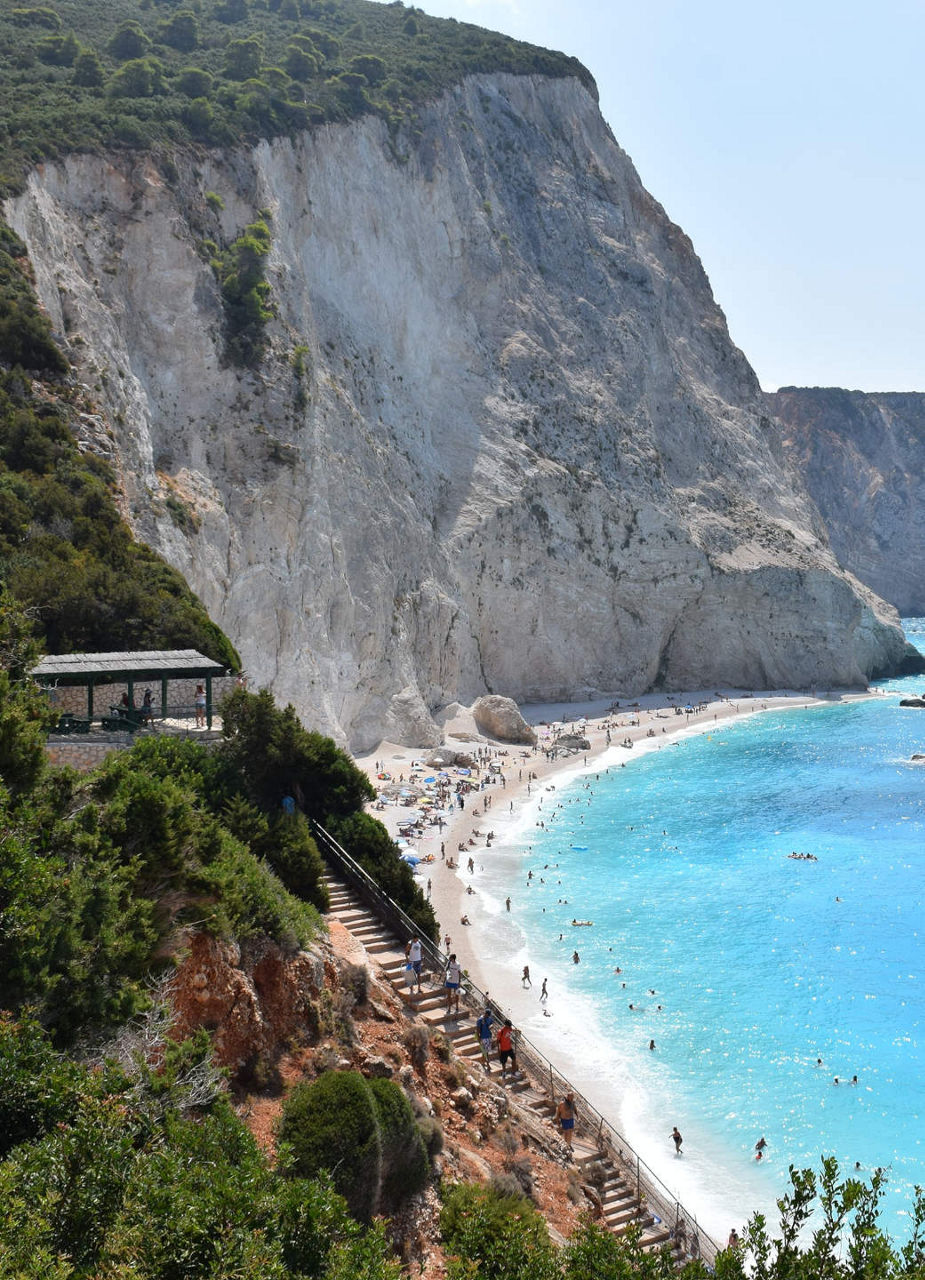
[769,388,925,616]
[7,75,921,749]
[171,932,324,1077]
[472,695,537,744]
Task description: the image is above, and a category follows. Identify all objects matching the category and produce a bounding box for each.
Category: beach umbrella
[423,775,436,783]
[400,852,420,865]
[457,767,471,776]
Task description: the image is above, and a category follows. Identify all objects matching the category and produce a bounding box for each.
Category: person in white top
[406,937,423,993]
[445,953,462,1015]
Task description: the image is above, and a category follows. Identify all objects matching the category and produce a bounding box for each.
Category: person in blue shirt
[476,1007,495,1072]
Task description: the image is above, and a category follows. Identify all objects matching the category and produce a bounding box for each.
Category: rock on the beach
[899,699,925,708]
[472,696,537,745]
[556,734,591,751]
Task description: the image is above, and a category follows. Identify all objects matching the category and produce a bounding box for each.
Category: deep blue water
[488,620,925,1239]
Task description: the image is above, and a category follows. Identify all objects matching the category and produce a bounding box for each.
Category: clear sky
[404,0,925,392]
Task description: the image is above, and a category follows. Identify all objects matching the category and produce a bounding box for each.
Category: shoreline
[353,685,877,1237]
[355,687,874,988]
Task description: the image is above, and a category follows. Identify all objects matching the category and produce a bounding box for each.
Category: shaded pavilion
[31,649,228,728]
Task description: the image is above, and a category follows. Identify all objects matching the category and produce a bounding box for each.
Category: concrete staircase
[323,870,680,1258]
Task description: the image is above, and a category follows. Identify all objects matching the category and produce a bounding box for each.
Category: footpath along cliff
[7,73,920,749]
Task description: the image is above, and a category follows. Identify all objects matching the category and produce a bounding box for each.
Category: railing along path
[313,821,720,1270]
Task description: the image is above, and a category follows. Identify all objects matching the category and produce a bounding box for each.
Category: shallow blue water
[508,621,925,1238]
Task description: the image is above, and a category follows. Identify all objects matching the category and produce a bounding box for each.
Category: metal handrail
[313,821,719,1268]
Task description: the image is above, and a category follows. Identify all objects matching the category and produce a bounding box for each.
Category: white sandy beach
[354,684,877,1237]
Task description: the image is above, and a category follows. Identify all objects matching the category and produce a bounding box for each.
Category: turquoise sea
[475,619,925,1242]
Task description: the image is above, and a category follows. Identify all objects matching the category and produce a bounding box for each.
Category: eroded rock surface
[7,74,919,748]
[770,388,925,616]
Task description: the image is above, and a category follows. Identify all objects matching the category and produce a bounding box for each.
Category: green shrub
[224,35,263,81]
[73,49,105,87]
[11,7,61,29]
[176,67,213,97]
[440,1182,557,1280]
[368,1076,430,1212]
[107,21,153,62]
[109,58,165,99]
[36,32,80,67]
[279,1070,429,1222]
[159,10,199,52]
[280,1071,383,1221]
[0,1015,90,1158]
[212,217,273,365]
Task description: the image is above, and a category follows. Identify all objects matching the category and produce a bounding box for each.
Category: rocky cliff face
[769,388,925,616]
[6,74,917,748]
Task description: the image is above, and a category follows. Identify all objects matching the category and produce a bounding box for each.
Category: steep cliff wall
[769,388,925,616]
[6,75,917,748]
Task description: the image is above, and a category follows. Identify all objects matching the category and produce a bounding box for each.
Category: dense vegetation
[0,0,593,194]
[0,1018,400,1279]
[0,364,240,663]
[221,686,438,939]
[279,1070,430,1222]
[0,601,320,1044]
[0,617,433,1047]
[438,1169,925,1279]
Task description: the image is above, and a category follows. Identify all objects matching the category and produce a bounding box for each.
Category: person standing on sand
[556,1092,576,1150]
[522,965,532,988]
[540,978,548,1002]
[671,1126,683,1154]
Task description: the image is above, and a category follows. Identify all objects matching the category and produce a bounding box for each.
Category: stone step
[336,910,379,927]
[606,1211,642,1236]
[601,1185,634,1207]
[366,939,402,955]
[574,1145,606,1167]
[641,1226,672,1251]
[352,926,391,943]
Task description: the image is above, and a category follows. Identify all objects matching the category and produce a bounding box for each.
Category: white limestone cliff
[6,74,916,749]
[769,388,925,617]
